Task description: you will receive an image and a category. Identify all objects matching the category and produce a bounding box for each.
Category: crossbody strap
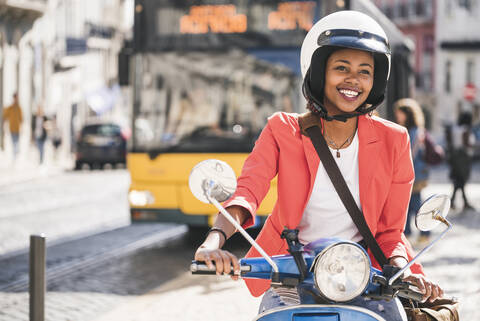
[298,113,388,268]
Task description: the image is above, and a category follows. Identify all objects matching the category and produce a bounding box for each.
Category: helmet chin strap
[309,99,382,122]
[319,102,381,122]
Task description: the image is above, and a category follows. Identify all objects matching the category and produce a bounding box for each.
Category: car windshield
[82,124,121,137]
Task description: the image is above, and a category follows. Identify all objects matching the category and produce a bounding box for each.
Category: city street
[0,165,479,320]
[1,1,480,321]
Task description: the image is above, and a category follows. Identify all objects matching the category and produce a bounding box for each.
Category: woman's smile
[337,87,362,101]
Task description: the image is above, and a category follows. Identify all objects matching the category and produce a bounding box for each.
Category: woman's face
[395,109,407,126]
[323,48,374,115]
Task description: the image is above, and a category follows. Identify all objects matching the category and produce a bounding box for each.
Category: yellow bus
[125,0,412,228]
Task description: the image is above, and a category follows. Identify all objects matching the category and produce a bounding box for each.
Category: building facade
[435,0,480,127]
[0,0,46,153]
[374,0,436,128]
[29,0,131,160]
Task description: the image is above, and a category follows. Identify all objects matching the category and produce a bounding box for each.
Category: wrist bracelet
[207,227,227,242]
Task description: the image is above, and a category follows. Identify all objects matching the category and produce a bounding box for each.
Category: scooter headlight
[313,242,370,302]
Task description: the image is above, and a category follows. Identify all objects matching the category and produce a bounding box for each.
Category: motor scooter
[189,159,453,321]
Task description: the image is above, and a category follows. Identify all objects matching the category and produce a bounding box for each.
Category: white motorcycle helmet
[300,10,391,121]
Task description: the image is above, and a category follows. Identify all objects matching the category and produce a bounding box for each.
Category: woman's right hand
[194,246,241,280]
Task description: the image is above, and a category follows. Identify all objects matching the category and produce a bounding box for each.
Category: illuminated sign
[268,1,316,31]
[180,5,247,34]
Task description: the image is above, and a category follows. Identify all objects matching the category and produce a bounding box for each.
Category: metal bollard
[29,234,46,321]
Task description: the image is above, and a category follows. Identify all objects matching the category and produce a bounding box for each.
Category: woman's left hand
[402,274,444,303]
[388,256,444,302]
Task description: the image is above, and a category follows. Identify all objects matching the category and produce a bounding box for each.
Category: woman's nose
[344,74,360,85]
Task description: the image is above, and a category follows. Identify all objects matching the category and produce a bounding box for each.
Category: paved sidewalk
[0,144,73,187]
[94,273,261,321]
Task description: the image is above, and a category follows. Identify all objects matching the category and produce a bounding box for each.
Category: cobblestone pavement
[0,224,188,321]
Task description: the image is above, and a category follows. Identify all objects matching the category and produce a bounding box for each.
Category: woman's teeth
[339,89,359,98]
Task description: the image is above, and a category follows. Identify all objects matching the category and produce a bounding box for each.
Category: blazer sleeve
[376,129,414,261]
[223,120,279,228]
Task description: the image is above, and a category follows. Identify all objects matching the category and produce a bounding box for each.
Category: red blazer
[224,112,424,297]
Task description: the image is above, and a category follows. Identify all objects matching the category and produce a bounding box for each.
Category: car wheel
[96,163,104,170]
[74,161,82,170]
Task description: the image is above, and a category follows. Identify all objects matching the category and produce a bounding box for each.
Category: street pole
[29,234,46,321]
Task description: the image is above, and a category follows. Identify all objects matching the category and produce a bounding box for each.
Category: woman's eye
[335,66,347,71]
[360,70,371,75]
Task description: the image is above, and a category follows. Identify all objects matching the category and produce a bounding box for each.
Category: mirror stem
[207,195,279,273]
[388,221,452,285]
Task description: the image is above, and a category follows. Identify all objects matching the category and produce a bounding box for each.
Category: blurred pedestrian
[394,98,431,244]
[32,106,48,164]
[2,93,23,159]
[446,111,475,211]
[50,115,62,161]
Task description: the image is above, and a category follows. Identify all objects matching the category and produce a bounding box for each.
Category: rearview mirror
[415,194,450,232]
[188,159,237,204]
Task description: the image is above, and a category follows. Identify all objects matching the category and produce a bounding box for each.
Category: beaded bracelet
[207,227,227,242]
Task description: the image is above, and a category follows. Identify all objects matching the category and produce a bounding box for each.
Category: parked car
[75,123,127,170]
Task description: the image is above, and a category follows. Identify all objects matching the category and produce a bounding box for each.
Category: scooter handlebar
[397,286,424,302]
[190,260,250,275]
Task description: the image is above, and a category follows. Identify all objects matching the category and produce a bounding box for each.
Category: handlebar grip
[190,261,218,275]
[190,260,250,275]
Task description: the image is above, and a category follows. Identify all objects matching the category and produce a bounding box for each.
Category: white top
[297,130,362,245]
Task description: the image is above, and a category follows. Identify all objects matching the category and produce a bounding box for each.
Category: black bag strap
[298,113,388,268]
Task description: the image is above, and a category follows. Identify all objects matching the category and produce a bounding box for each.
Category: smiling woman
[194,10,444,320]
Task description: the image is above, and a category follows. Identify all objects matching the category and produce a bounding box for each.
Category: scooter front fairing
[254,304,386,321]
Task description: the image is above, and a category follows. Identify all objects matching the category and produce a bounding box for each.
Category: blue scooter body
[254,305,386,321]
[240,238,387,321]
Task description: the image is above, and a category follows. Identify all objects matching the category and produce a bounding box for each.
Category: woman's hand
[195,246,241,280]
[389,256,443,302]
[403,274,444,303]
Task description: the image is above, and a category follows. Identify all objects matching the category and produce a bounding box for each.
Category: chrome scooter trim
[388,217,452,285]
[206,189,280,273]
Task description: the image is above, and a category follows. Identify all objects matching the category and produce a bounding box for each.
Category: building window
[459,0,472,11]
[408,0,416,16]
[467,59,475,83]
[392,0,400,19]
[416,0,425,16]
[399,2,408,18]
[424,35,434,53]
[422,53,433,90]
[445,60,452,93]
[384,5,393,18]
[424,0,433,18]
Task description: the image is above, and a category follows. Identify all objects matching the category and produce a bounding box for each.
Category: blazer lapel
[358,115,380,223]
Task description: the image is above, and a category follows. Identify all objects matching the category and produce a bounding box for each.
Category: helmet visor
[317,29,390,56]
